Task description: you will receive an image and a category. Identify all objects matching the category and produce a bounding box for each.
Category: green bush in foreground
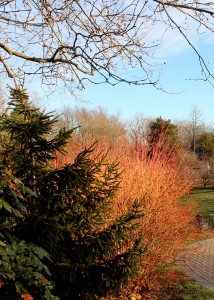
[0,167,57,300]
[0,88,145,299]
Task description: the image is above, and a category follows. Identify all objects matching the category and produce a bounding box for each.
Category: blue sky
[1,2,213,127]
[42,43,214,127]
[27,27,213,128]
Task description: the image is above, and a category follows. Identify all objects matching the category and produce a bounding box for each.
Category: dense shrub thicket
[55,132,198,292]
[0,88,146,299]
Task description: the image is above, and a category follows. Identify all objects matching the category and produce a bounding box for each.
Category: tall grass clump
[56,135,198,290]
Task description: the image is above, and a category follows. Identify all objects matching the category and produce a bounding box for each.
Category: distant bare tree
[57,106,125,144]
[128,114,151,152]
[198,159,213,188]
[1,1,214,92]
[186,107,204,153]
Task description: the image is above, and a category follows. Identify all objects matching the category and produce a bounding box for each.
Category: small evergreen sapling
[0,88,145,299]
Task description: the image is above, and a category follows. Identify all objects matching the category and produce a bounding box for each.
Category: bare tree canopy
[0,0,214,92]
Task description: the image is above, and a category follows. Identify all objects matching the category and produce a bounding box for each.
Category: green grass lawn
[175,279,214,300]
[182,186,214,216]
[150,272,214,299]
[169,186,214,299]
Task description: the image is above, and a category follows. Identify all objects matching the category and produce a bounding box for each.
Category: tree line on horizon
[54,104,214,187]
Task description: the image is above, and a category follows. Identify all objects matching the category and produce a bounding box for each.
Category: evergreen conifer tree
[0,88,145,299]
[147,117,179,158]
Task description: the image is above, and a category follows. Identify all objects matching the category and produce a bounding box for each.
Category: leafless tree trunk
[128,114,150,152]
[187,107,204,153]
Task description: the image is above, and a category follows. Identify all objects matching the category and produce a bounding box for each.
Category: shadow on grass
[175,279,214,300]
[192,187,214,193]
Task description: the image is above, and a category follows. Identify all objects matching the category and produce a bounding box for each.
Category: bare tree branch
[0,42,94,75]
[154,0,214,16]
[0,54,13,78]
[162,5,214,83]
[0,0,213,92]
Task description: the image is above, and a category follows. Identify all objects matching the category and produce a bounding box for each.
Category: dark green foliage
[196,131,214,160]
[0,88,145,299]
[0,166,58,299]
[1,88,74,188]
[148,117,179,157]
[0,239,56,300]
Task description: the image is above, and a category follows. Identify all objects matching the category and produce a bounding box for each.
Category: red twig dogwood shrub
[54,135,198,288]
[115,141,197,268]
